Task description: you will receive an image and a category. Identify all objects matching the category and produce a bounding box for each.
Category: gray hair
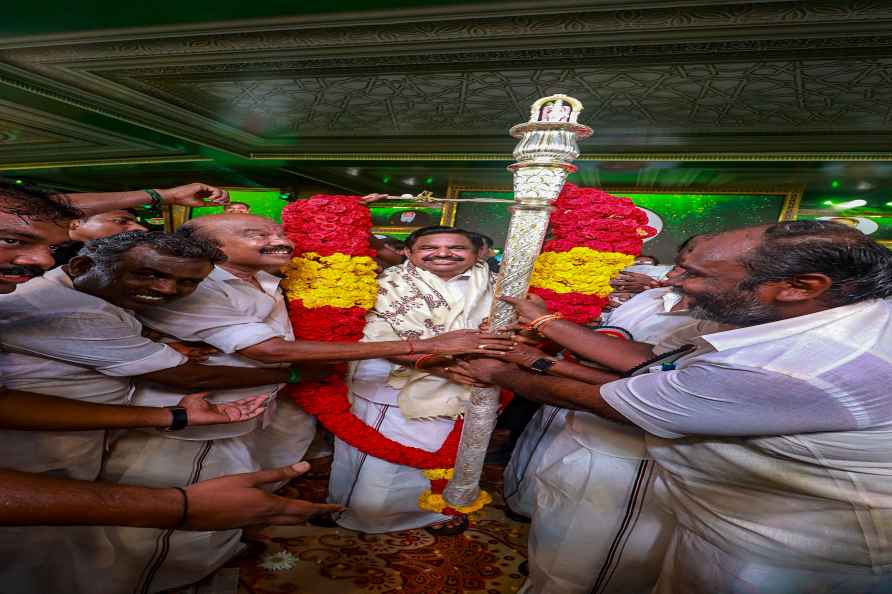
[77,230,226,282]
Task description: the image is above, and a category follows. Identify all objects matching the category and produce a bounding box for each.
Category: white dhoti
[100,407,315,594]
[503,404,569,518]
[520,412,674,594]
[241,396,316,491]
[329,394,456,533]
[654,525,892,594]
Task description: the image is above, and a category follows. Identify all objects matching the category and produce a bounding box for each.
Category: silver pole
[443,95,592,507]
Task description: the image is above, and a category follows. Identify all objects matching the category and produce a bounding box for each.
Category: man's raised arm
[59,183,230,216]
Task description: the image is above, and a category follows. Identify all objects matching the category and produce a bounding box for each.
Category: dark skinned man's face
[404,233,480,280]
[0,212,70,294]
[664,228,782,326]
[69,245,212,311]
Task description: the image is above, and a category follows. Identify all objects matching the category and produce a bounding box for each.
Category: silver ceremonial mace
[443,94,592,507]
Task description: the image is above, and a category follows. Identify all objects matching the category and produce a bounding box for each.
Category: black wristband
[165,406,189,431]
[143,188,164,208]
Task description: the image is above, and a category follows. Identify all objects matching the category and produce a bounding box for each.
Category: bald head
[177,214,294,273]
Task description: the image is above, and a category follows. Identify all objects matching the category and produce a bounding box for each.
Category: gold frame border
[254,153,892,163]
[369,201,456,235]
[445,184,804,223]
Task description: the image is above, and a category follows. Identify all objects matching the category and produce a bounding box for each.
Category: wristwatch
[164,406,189,431]
[528,358,557,374]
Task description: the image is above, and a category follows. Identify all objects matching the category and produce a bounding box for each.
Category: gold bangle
[535,316,563,332]
[530,313,563,330]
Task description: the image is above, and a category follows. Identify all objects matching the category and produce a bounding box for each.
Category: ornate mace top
[507,93,593,203]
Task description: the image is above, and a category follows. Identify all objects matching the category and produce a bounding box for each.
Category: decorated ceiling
[1,0,892,197]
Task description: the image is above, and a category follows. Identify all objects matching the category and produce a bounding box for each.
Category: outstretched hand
[177,392,268,426]
[453,357,516,385]
[423,329,515,356]
[183,462,345,529]
[158,183,230,207]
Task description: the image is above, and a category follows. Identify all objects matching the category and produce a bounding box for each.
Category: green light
[831,180,840,188]
[382,176,391,184]
[886,202,892,207]
[14,179,23,184]
[822,200,833,206]
[425,177,433,184]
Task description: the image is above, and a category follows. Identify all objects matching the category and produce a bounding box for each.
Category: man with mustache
[0,218,346,593]
[105,216,511,591]
[460,221,892,594]
[327,225,503,535]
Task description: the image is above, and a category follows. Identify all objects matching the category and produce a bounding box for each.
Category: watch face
[530,358,555,373]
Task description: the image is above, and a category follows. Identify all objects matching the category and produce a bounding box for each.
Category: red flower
[528,287,609,324]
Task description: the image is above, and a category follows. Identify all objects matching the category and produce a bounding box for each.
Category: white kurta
[0,269,187,594]
[330,267,488,533]
[603,299,892,594]
[101,266,315,593]
[519,288,724,594]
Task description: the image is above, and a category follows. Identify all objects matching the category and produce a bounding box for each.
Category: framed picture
[368,201,456,237]
[446,185,803,263]
[793,210,892,249]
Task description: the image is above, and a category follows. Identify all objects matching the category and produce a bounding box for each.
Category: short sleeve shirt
[134,266,294,439]
[601,299,892,569]
[0,268,186,479]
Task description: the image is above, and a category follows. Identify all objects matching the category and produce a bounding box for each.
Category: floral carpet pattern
[235,463,530,594]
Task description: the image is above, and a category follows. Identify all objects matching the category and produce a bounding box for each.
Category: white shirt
[602,299,892,570]
[602,287,717,345]
[0,268,187,479]
[570,287,725,458]
[135,266,293,440]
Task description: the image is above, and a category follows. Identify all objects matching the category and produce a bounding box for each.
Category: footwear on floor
[423,515,469,537]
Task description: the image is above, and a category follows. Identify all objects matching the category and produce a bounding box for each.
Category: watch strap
[165,406,189,431]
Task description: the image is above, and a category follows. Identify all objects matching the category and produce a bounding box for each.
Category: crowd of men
[1,177,891,594]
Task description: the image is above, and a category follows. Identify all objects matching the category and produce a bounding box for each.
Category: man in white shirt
[503,238,701,523]
[0,229,304,594]
[103,216,510,591]
[329,226,497,535]
[460,220,892,594]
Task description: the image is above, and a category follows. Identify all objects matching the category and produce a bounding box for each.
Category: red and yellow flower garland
[529,183,656,323]
[281,187,653,515]
[280,195,477,515]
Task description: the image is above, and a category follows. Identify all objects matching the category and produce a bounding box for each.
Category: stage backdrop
[445,186,803,263]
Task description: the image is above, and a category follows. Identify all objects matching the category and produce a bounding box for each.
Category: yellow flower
[422,468,454,480]
[418,489,492,514]
[283,252,378,309]
[530,248,634,296]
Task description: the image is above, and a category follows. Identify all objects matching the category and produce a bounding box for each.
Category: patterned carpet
[233,462,530,594]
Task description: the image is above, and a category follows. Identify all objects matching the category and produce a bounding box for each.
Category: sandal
[423,515,469,536]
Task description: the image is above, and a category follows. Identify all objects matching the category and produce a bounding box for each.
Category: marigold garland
[281,187,652,516]
[528,183,655,323]
[280,194,475,516]
[284,252,378,309]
